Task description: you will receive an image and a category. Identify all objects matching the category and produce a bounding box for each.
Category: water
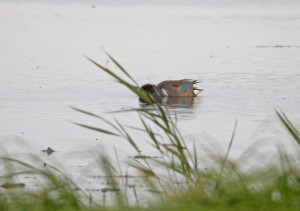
[0,0,300,203]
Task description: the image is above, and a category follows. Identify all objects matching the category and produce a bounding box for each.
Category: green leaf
[72,122,120,136]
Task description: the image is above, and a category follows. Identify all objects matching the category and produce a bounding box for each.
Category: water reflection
[163,97,196,108]
[139,96,202,119]
[140,96,198,108]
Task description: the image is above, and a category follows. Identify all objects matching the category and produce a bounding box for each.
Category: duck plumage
[141,79,203,98]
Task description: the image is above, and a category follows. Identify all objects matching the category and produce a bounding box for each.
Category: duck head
[141,83,155,94]
[140,83,162,103]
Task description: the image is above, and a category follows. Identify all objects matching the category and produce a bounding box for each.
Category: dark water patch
[127,184,144,188]
[41,147,55,155]
[84,187,120,193]
[0,182,25,189]
[132,155,163,159]
[146,189,164,194]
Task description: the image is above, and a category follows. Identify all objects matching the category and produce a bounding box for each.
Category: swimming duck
[141,79,203,98]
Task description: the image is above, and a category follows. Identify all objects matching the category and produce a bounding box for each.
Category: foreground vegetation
[0,55,299,210]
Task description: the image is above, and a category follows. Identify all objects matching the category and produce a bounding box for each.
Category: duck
[141,79,203,98]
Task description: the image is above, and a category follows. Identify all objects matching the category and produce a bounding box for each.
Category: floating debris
[0,182,25,189]
[127,184,144,188]
[24,176,36,179]
[85,188,120,193]
[145,189,164,194]
[133,154,162,159]
[42,147,55,155]
[101,188,120,193]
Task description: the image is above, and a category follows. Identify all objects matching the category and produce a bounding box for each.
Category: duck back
[156,79,201,97]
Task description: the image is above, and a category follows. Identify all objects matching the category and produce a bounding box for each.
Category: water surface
[0,0,300,202]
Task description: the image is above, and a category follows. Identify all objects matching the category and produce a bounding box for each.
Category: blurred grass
[0,55,299,210]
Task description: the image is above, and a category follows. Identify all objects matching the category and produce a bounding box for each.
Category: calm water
[0,0,300,202]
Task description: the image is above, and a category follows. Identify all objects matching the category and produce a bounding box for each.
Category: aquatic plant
[72,54,300,209]
[0,54,299,210]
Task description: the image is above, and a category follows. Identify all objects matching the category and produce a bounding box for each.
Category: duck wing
[157,79,201,97]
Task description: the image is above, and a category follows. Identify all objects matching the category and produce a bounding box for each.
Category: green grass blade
[85,56,155,104]
[216,119,237,186]
[276,109,300,145]
[105,52,138,85]
[72,122,120,136]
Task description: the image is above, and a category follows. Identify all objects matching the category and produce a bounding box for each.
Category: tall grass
[0,54,299,210]
[0,154,88,211]
[72,54,300,209]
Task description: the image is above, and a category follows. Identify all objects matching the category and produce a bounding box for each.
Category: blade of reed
[216,119,237,186]
[71,107,123,134]
[72,122,120,136]
[105,52,138,86]
[276,109,300,145]
[85,56,154,104]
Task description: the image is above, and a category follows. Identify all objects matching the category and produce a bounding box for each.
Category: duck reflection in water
[139,79,203,107]
[165,96,196,107]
